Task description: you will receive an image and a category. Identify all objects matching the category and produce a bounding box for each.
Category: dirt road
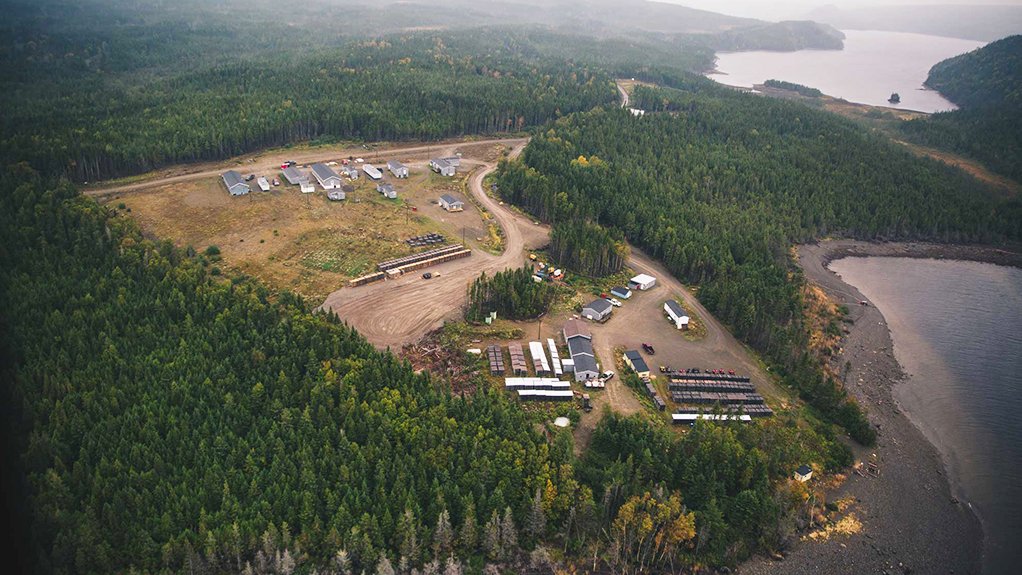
[84,137,528,199]
[319,142,550,349]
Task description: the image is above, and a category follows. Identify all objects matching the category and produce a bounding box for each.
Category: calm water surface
[830,257,1022,574]
[709,30,985,112]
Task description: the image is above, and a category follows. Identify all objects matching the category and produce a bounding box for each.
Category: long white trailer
[672,413,752,424]
[546,338,563,376]
[504,377,570,390]
[528,341,550,375]
[517,389,573,401]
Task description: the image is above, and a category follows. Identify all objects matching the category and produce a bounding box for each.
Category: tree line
[465,267,555,323]
[549,219,630,278]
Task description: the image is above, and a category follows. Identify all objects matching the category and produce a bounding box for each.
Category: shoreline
[740,239,1021,575]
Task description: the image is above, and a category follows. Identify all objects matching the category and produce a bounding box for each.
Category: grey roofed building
[387,160,409,178]
[562,318,592,341]
[610,286,632,299]
[281,166,305,185]
[311,163,342,189]
[567,336,594,358]
[624,350,650,375]
[582,298,613,321]
[377,183,397,199]
[221,170,250,196]
[439,194,464,211]
[430,158,457,176]
[572,354,599,382]
[665,299,685,317]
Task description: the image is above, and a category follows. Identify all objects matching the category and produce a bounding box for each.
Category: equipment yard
[91,132,788,434]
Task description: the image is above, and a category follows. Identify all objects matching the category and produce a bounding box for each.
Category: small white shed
[629,273,657,291]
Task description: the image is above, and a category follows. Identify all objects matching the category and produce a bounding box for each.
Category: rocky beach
[738,239,1022,575]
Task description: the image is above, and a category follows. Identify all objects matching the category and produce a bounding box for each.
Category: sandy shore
[738,239,1018,575]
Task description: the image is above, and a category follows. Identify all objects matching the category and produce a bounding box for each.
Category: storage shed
[629,273,657,291]
[664,299,690,330]
[221,170,250,196]
[582,298,613,322]
[610,286,632,300]
[377,183,397,199]
[795,465,813,482]
[327,189,346,201]
[300,180,315,194]
[439,194,464,212]
[387,160,409,178]
[624,350,650,378]
[342,165,360,180]
[362,164,383,181]
[311,163,342,190]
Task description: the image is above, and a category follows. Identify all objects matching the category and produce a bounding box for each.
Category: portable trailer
[528,341,551,375]
[546,339,563,376]
[516,389,573,402]
[672,413,752,424]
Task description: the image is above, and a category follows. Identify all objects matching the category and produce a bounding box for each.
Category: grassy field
[105,162,490,301]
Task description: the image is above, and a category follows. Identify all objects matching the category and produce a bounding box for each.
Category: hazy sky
[661,0,1022,21]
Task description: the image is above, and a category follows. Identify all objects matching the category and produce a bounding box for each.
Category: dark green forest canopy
[496,79,1020,442]
[1,164,852,573]
[900,35,1022,183]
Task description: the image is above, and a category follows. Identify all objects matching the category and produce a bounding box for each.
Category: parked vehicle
[600,370,615,381]
[422,272,433,279]
[272,179,280,186]
[728,369,736,375]
[608,298,622,307]
[244,174,255,181]
[642,343,655,355]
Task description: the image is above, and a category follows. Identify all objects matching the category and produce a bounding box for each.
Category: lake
[830,257,1022,574]
[709,30,985,113]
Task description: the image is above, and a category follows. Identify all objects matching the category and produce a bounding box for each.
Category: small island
[889,92,901,104]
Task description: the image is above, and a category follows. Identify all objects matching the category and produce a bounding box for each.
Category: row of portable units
[666,372,751,383]
[672,413,753,424]
[670,391,765,405]
[349,271,387,287]
[378,244,465,271]
[673,405,774,418]
[385,250,471,277]
[507,343,529,375]
[505,378,571,391]
[668,381,756,393]
[486,345,505,375]
[517,389,574,402]
[644,382,667,411]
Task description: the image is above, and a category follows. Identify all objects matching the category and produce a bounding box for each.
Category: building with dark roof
[624,350,650,378]
[311,163,342,189]
[582,298,613,322]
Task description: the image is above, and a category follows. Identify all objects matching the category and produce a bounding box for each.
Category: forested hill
[924,35,1022,109]
[497,78,1020,442]
[1,164,853,573]
[900,35,1022,183]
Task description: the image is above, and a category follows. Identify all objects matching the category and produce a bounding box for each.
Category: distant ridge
[808,4,1022,42]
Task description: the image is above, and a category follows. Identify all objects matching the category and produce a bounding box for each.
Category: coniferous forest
[3,2,1020,574]
[899,35,1022,182]
[465,267,555,323]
